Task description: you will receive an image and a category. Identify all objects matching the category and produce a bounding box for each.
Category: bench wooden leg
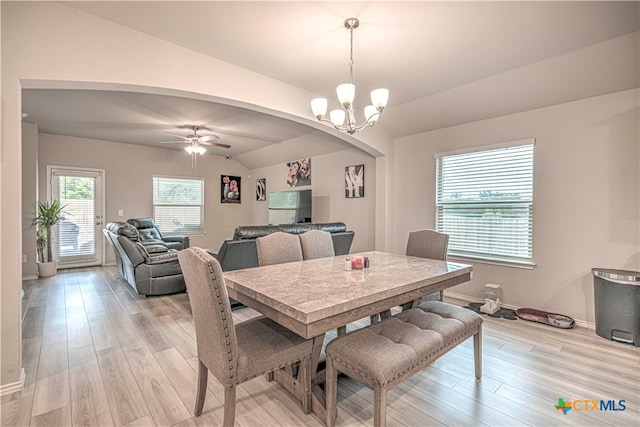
[474,324,483,379]
[373,384,387,427]
[325,356,338,427]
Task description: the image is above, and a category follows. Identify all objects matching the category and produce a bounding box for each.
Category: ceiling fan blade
[165,126,230,149]
[198,134,220,142]
[165,131,190,140]
[157,140,188,144]
[206,141,231,149]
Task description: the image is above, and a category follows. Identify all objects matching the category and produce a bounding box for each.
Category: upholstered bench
[325,301,483,427]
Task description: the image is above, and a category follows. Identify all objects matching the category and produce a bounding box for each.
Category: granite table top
[223,251,473,339]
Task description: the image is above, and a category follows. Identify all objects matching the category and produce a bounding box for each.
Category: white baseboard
[22,275,38,281]
[444,291,594,330]
[0,368,25,397]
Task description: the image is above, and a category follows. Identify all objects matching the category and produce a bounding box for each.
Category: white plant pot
[37,260,58,278]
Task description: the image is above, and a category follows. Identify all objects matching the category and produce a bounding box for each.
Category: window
[435,140,534,266]
[153,176,204,235]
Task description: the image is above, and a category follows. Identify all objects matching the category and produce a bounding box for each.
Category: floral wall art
[221,175,241,203]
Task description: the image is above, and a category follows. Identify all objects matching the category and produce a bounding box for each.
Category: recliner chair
[103,222,186,296]
[126,217,190,250]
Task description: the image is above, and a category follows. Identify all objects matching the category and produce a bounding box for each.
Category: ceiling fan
[159,125,231,154]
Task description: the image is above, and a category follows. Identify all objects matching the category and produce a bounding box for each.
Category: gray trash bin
[592,268,640,346]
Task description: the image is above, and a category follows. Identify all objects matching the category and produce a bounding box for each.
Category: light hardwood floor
[2,266,639,426]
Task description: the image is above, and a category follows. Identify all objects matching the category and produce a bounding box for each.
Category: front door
[49,166,105,268]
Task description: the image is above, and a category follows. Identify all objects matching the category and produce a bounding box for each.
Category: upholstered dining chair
[299,229,335,260]
[177,247,313,426]
[371,229,450,323]
[404,229,449,307]
[406,229,449,261]
[256,231,304,266]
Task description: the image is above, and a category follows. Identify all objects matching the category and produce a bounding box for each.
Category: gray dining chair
[177,247,313,425]
[299,229,335,260]
[404,229,449,307]
[371,229,450,323]
[256,231,304,266]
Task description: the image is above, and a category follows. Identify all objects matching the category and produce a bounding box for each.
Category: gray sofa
[103,222,186,296]
[213,222,354,271]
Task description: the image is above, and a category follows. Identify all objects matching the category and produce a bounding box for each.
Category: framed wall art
[286,157,311,187]
[256,178,266,201]
[221,175,241,203]
[345,164,364,198]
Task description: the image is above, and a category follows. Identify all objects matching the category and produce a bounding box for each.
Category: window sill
[448,255,536,270]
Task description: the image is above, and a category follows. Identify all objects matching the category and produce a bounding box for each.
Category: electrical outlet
[22,254,27,263]
[118,209,124,217]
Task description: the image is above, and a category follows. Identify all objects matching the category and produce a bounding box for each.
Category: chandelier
[311,18,389,134]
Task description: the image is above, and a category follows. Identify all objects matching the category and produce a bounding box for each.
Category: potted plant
[31,199,66,277]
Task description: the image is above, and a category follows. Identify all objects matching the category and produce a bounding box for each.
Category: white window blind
[435,141,534,265]
[153,176,204,235]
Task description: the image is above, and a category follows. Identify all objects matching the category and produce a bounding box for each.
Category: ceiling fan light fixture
[311,17,389,135]
[185,144,206,155]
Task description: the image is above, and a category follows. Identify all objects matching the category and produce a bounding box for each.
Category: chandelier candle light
[311,18,389,134]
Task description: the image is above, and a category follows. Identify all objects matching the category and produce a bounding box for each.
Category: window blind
[436,141,534,265]
[153,176,204,234]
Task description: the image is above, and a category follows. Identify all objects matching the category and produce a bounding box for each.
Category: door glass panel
[56,175,95,258]
[50,168,103,267]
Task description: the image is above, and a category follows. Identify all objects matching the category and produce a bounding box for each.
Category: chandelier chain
[348,24,354,84]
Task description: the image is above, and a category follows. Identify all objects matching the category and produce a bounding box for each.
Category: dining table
[223,250,473,422]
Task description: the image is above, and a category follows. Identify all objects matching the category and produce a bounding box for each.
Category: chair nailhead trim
[198,253,237,383]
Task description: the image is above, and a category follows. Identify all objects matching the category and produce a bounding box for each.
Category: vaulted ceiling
[22,1,639,168]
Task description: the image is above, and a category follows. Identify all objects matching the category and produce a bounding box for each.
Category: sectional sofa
[211,222,354,271]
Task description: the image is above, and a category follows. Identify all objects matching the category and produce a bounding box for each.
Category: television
[268,189,312,224]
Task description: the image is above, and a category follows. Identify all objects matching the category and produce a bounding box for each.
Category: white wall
[250,149,377,252]
[2,0,637,390]
[1,2,392,387]
[22,123,39,279]
[37,134,251,262]
[392,89,640,324]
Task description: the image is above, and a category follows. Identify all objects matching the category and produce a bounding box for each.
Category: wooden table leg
[271,333,329,423]
[310,334,324,374]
